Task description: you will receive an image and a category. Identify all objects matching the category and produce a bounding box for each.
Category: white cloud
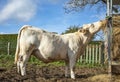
[0,0,37,23]
[0,32,5,34]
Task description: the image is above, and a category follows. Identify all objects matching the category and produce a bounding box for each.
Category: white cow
[14,20,106,79]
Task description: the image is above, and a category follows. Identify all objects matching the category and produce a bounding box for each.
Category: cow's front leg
[69,56,76,79]
[17,61,20,74]
[65,61,69,77]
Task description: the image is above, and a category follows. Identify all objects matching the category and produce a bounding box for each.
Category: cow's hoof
[71,76,75,79]
[21,72,26,76]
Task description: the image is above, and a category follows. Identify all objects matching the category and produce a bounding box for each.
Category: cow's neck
[82,33,93,45]
[91,26,101,35]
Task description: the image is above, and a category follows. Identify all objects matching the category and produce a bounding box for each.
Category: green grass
[0,55,65,68]
[0,54,104,69]
[29,55,65,67]
[0,55,14,68]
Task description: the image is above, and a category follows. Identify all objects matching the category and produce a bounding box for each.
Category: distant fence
[0,42,16,55]
[77,42,104,65]
[0,34,17,55]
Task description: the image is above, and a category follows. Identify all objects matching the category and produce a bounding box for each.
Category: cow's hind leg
[17,54,29,76]
[17,43,35,76]
[17,59,20,74]
[17,50,32,76]
[19,54,30,76]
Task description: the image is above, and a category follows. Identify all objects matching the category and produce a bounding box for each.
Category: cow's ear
[78,29,82,32]
[82,29,86,34]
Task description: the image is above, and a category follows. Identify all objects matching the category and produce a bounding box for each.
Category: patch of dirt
[0,64,120,82]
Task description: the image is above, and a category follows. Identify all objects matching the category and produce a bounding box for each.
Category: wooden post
[86,45,89,63]
[99,44,101,64]
[106,0,112,81]
[89,44,92,64]
[80,55,83,63]
[101,43,105,65]
[92,45,95,65]
[7,42,10,55]
[95,44,98,63]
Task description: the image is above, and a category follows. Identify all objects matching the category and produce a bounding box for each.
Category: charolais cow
[14,20,106,79]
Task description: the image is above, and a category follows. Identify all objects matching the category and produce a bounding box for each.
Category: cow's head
[78,29,90,35]
[82,20,107,34]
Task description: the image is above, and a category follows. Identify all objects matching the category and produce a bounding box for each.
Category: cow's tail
[14,25,31,64]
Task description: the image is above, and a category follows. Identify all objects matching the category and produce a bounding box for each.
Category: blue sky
[0,0,106,34]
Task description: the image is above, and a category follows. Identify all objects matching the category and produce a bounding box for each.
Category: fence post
[7,42,10,55]
[99,43,101,64]
[89,44,92,64]
[95,44,98,64]
[86,45,89,63]
[92,45,95,65]
[100,42,105,65]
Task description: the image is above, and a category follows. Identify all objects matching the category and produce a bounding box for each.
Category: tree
[64,0,120,41]
[62,25,96,40]
[62,25,80,34]
[64,0,120,13]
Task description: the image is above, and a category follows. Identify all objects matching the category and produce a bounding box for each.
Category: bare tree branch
[64,0,120,13]
[64,0,103,13]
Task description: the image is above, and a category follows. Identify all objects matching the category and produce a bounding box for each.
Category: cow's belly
[40,46,67,60]
[32,47,68,63]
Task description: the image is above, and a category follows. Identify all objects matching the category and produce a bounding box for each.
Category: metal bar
[107,0,110,16]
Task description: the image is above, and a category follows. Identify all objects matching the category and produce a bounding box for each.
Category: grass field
[0,55,14,68]
[0,54,66,69]
[0,54,103,69]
